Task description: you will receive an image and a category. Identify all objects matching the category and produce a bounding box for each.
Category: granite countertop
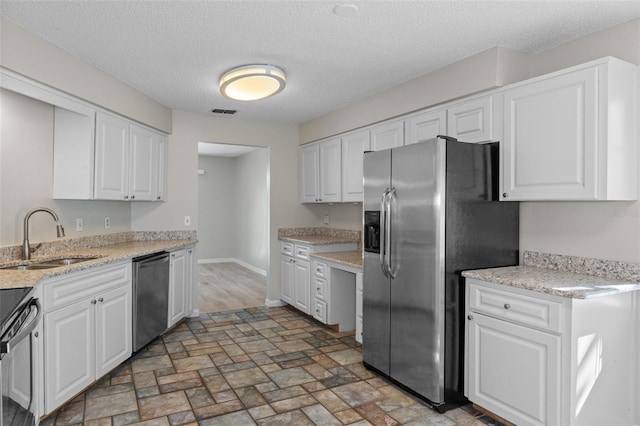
[463,253,640,299]
[311,250,363,269]
[0,239,195,290]
[278,227,360,246]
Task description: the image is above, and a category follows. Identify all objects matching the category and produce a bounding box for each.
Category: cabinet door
[156,134,167,201]
[44,299,95,413]
[293,259,311,314]
[168,249,186,328]
[95,112,130,200]
[95,285,132,377]
[355,272,363,344]
[281,256,294,304]
[300,143,320,203]
[319,138,342,202]
[184,247,195,317]
[129,124,158,201]
[467,313,561,426]
[502,67,597,200]
[447,96,493,143]
[370,121,404,151]
[404,109,446,145]
[342,130,370,202]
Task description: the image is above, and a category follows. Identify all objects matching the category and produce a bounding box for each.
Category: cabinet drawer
[313,298,327,323]
[294,244,310,260]
[43,262,132,312]
[314,276,328,301]
[313,261,328,278]
[281,242,294,257]
[468,283,563,333]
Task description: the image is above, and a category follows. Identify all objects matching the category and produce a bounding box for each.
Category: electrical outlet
[184,215,191,226]
[323,214,330,225]
[76,218,83,232]
[104,217,111,229]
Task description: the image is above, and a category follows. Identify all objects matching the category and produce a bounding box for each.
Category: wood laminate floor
[198,262,267,313]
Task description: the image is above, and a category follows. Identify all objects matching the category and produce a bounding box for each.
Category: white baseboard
[198,257,266,276]
[265,298,286,308]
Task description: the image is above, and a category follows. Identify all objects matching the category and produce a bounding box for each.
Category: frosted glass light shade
[219,65,286,101]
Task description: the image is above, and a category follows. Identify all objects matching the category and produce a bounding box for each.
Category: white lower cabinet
[42,261,132,414]
[466,278,637,426]
[355,272,363,343]
[311,258,359,332]
[168,246,195,328]
[280,241,357,317]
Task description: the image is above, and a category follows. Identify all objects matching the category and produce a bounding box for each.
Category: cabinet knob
[467,315,473,320]
[157,196,161,200]
[502,193,508,198]
[124,195,129,200]
[34,331,39,338]
[316,287,320,291]
[98,297,104,303]
[91,299,97,305]
[131,195,136,199]
[504,303,511,310]
[316,269,321,273]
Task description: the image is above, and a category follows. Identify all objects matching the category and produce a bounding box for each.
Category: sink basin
[35,256,101,266]
[0,264,58,270]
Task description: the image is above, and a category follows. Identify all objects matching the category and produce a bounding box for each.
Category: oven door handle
[0,298,41,356]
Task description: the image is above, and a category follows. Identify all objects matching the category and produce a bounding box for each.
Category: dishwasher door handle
[0,298,41,356]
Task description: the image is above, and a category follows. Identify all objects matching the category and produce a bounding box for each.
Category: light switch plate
[76,218,83,232]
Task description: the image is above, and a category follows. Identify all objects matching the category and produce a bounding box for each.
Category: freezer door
[362,149,392,374]
[389,140,446,403]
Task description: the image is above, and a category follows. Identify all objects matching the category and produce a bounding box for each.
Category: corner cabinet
[500,57,638,201]
[42,261,132,414]
[465,278,637,426]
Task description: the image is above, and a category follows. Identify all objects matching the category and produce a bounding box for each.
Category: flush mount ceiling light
[219,64,286,101]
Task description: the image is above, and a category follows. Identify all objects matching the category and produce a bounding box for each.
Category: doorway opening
[197,142,270,313]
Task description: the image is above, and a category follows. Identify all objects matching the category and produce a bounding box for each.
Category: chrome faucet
[23,207,65,260]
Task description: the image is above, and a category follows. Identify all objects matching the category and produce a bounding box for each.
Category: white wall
[196,148,268,272]
[234,148,268,271]
[0,88,131,247]
[197,155,237,260]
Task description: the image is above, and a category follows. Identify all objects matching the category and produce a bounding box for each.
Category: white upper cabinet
[129,124,159,201]
[370,121,404,151]
[342,129,370,202]
[404,108,446,145]
[95,112,130,200]
[446,96,495,143]
[501,57,638,201]
[300,138,341,203]
[319,138,342,202]
[54,109,167,201]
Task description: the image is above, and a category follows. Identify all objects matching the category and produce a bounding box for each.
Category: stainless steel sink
[35,256,101,266]
[0,264,58,270]
[0,256,101,270]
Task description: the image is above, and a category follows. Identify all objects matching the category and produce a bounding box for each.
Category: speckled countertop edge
[463,251,640,299]
[311,250,363,269]
[278,227,361,246]
[0,234,196,290]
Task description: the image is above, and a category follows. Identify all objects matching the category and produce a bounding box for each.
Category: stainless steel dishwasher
[132,252,170,352]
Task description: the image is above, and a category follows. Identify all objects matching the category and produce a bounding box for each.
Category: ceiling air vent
[211,108,237,115]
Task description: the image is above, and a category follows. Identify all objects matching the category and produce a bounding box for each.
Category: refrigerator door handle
[380,188,390,278]
[386,188,397,279]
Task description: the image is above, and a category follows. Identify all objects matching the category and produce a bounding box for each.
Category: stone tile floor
[41,306,504,425]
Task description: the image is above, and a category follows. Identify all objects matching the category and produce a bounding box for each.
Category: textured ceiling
[1,1,639,124]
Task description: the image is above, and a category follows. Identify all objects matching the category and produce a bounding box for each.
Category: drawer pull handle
[504,303,511,310]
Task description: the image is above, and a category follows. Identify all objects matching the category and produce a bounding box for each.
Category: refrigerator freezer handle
[380,188,390,278]
[386,188,397,279]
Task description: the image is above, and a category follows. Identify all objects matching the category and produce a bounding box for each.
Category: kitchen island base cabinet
[465,278,637,426]
[42,261,132,414]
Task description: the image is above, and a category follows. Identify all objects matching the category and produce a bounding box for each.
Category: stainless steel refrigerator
[362,136,519,412]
